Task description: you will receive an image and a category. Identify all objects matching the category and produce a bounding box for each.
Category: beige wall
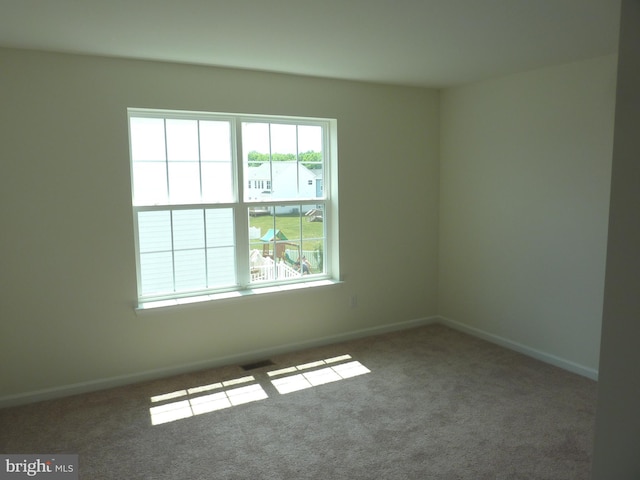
[0,46,620,407]
[592,0,640,477]
[0,48,440,403]
[438,55,617,376]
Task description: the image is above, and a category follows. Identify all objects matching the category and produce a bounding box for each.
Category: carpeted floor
[0,324,597,479]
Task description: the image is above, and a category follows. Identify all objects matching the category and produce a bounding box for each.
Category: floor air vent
[240,359,275,371]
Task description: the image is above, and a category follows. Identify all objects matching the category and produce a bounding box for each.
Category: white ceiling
[0,0,621,87]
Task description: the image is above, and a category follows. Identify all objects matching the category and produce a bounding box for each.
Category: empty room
[1,1,638,478]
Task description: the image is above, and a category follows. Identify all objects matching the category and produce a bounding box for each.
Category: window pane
[140,252,173,295]
[133,162,168,206]
[274,206,302,279]
[270,124,297,158]
[242,122,270,162]
[166,119,199,161]
[201,162,233,203]
[270,162,298,201]
[200,120,233,203]
[206,209,236,286]
[206,209,234,246]
[174,249,206,291]
[168,162,201,204]
[298,125,322,156]
[207,247,236,287]
[130,117,166,161]
[242,122,270,202]
[200,121,231,162]
[302,204,325,275]
[298,125,324,200]
[249,208,275,283]
[138,211,172,253]
[173,209,205,250]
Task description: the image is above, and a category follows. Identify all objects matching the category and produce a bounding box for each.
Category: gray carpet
[0,324,597,479]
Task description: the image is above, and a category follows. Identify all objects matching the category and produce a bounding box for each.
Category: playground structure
[259,229,299,262]
[250,229,315,281]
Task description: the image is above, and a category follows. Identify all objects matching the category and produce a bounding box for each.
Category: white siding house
[246,161,322,210]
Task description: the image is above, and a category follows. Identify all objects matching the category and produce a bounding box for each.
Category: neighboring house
[246,161,322,213]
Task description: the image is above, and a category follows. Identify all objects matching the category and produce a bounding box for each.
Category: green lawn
[249,214,324,242]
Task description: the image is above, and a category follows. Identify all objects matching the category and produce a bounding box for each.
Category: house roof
[247,162,320,180]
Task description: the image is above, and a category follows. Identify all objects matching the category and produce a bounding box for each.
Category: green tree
[248,151,322,169]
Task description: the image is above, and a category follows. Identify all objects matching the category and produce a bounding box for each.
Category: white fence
[250,258,302,282]
[249,247,323,282]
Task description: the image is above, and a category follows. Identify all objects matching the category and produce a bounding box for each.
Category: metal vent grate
[240,359,275,371]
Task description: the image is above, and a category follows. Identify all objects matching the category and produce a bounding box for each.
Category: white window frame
[128,108,339,309]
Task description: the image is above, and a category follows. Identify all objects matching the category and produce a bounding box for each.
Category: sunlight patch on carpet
[149,375,267,425]
[268,355,371,395]
[149,354,371,425]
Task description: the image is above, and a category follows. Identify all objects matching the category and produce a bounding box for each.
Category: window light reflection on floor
[149,354,371,425]
[268,354,371,394]
[149,375,267,425]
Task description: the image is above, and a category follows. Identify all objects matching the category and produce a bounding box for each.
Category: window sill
[135,279,342,315]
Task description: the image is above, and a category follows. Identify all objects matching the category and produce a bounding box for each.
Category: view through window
[128,109,336,305]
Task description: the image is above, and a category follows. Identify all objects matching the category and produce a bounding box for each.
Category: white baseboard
[2,315,596,408]
[437,315,599,381]
[0,316,439,409]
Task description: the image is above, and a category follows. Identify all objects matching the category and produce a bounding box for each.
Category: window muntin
[129,109,333,304]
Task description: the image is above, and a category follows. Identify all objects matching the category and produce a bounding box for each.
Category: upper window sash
[128,109,331,206]
[128,114,237,207]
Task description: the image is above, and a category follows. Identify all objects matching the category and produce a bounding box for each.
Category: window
[128,109,337,306]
